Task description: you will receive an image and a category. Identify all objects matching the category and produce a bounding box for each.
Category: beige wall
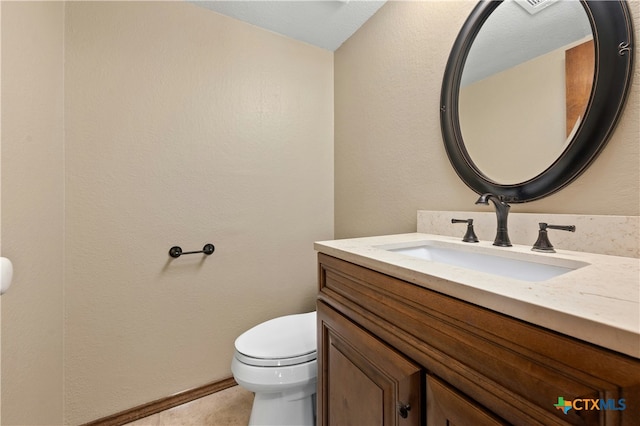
[0,2,2,419]
[2,1,333,424]
[1,1,65,424]
[63,2,333,424]
[335,1,640,238]
[1,3,3,422]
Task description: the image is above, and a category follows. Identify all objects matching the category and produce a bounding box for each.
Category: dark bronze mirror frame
[440,0,634,203]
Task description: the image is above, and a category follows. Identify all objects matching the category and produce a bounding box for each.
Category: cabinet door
[318,302,422,426]
[426,374,508,426]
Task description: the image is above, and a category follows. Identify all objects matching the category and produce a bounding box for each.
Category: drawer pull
[398,402,411,419]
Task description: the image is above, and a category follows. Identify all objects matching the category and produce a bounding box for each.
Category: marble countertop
[315,233,640,358]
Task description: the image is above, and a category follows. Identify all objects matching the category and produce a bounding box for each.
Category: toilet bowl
[231,311,317,426]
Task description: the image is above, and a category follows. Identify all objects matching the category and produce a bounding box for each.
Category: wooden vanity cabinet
[317,253,640,426]
[426,373,508,425]
[318,302,422,425]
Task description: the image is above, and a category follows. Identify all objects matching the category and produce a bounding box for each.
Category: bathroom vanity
[316,0,639,422]
[315,234,640,425]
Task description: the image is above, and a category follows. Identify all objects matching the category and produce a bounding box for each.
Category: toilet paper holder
[1,257,14,295]
[169,243,215,258]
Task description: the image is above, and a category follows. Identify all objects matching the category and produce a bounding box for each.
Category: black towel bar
[169,243,215,258]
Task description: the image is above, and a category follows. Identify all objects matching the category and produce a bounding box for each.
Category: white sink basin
[380,241,589,282]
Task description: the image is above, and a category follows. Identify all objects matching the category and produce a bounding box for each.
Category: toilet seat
[234,312,316,367]
[234,349,316,367]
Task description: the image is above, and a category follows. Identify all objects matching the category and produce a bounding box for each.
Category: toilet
[231,311,317,426]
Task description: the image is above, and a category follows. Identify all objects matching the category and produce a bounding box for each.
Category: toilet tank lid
[235,311,317,359]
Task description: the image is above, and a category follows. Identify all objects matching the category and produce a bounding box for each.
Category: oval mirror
[440,0,634,202]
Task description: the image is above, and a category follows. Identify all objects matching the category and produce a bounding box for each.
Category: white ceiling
[190,0,387,51]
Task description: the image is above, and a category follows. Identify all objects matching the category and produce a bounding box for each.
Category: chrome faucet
[475,193,512,247]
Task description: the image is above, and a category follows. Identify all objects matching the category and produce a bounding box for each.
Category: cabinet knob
[397,402,411,419]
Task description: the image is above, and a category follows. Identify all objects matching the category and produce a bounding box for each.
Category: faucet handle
[532,223,576,253]
[452,218,479,243]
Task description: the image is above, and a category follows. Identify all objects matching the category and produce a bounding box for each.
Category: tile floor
[124,385,254,426]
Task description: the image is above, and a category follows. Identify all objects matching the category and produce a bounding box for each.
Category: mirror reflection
[459,0,593,184]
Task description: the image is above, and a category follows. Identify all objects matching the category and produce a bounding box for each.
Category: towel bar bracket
[169,243,215,258]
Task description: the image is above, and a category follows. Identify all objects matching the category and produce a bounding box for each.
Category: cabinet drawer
[427,374,508,426]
